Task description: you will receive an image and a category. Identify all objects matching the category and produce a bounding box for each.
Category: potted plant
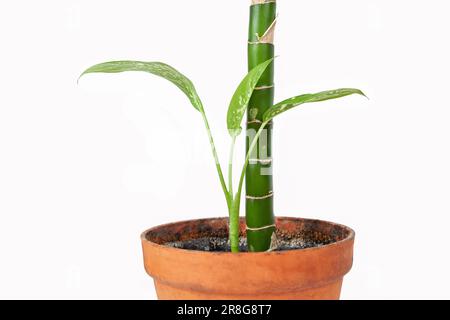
[79,0,365,300]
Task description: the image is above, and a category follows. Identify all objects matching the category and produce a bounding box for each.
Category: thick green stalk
[246,0,276,251]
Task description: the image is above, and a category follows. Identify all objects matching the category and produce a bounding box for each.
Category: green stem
[200,106,239,252]
[228,199,240,253]
[200,106,240,252]
[246,1,276,252]
[200,110,231,208]
[228,136,236,198]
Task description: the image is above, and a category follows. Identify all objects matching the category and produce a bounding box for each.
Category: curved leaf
[79,61,203,112]
[263,88,366,122]
[227,58,274,137]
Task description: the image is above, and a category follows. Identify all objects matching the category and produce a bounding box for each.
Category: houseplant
[80,0,365,299]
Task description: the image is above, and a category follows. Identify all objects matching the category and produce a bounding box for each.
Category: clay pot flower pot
[141,217,355,300]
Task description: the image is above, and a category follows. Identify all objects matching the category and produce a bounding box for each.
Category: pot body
[141,217,354,300]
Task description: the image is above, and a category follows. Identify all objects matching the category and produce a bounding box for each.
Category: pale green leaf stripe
[227,58,274,137]
[79,61,203,111]
[263,88,366,122]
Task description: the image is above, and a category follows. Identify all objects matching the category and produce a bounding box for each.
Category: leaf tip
[361,91,370,100]
[346,88,368,100]
[77,67,93,85]
[354,89,369,100]
[76,72,84,85]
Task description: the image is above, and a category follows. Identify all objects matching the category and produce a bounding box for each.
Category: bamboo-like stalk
[246,0,277,251]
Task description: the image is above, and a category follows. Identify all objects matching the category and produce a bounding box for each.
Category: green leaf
[79,61,203,112]
[263,88,366,122]
[226,58,274,137]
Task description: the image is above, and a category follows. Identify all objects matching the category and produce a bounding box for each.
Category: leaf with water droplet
[226,58,274,137]
[263,88,366,122]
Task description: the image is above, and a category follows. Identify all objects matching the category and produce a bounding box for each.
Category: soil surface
[166,235,330,252]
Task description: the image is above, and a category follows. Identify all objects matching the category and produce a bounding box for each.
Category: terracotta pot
[141,217,354,300]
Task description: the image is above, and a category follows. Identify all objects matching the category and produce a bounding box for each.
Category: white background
[1,0,449,299]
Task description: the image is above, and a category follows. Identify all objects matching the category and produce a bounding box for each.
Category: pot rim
[141,216,355,256]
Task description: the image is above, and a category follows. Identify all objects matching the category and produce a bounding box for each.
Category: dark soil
[149,217,349,252]
[166,235,330,252]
